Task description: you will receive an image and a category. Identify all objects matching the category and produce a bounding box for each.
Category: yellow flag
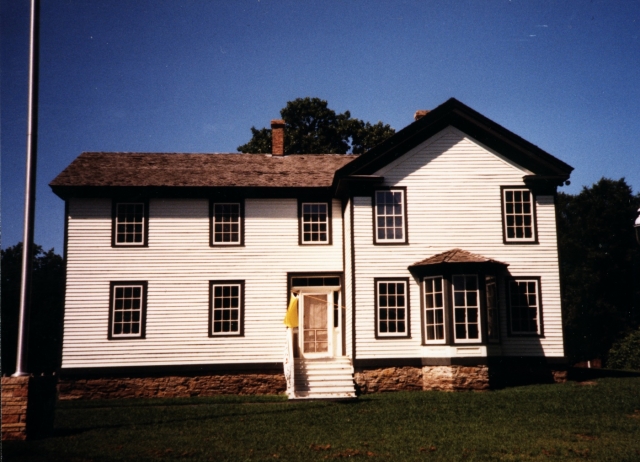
[284,294,299,327]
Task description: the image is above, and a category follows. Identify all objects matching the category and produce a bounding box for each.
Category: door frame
[288,272,343,359]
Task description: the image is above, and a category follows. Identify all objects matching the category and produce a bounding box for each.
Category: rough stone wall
[354,367,423,394]
[2,376,29,441]
[57,372,286,400]
[422,365,490,391]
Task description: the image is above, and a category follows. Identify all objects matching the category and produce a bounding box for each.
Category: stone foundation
[355,365,490,393]
[354,367,423,393]
[354,363,568,393]
[1,375,56,440]
[2,377,29,440]
[423,365,490,391]
[57,371,286,400]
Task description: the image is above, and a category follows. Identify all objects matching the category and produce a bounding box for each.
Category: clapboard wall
[62,198,344,369]
[351,126,564,360]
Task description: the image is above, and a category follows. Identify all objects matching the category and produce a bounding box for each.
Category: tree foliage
[557,178,640,363]
[237,97,395,155]
[1,243,65,374]
[607,328,640,371]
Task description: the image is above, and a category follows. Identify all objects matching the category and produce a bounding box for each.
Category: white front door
[301,293,331,358]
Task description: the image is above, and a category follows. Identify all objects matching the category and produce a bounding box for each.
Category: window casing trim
[111,200,149,248]
[374,277,411,339]
[298,199,332,245]
[208,280,245,337]
[108,281,147,340]
[372,187,409,245]
[500,186,538,244]
[507,276,544,337]
[210,199,244,247]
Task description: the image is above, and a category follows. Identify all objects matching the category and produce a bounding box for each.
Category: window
[209,281,244,336]
[113,202,147,246]
[508,278,542,335]
[300,202,330,244]
[452,275,481,342]
[375,279,410,338]
[424,277,446,343]
[109,282,146,339]
[486,276,500,342]
[374,189,407,244]
[502,188,537,243]
[211,202,242,246]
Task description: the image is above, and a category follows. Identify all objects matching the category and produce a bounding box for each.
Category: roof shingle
[410,248,508,267]
[50,152,356,189]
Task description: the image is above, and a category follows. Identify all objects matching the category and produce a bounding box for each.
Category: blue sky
[2,0,639,254]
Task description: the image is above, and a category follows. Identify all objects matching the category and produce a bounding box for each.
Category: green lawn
[4,378,640,461]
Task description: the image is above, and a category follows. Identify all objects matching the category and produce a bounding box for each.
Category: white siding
[62,198,344,368]
[352,126,564,359]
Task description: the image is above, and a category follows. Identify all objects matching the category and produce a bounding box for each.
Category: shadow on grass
[568,367,640,381]
[53,396,363,437]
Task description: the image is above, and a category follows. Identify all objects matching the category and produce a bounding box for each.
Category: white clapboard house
[50,99,573,400]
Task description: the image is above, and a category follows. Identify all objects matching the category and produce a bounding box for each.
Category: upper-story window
[508,278,542,335]
[374,189,407,244]
[502,187,537,243]
[300,202,331,244]
[211,202,243,246]
[113,201,148,247]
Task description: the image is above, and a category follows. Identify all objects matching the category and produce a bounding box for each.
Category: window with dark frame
[502,188,536,242]
[424,276,446,342]
[452,275,480,342]
[374,190,406,243]
[509,279,541,335]
[376,280,408,337]
[110,283,145,339]
[301,202,329,244]
[486,276,500,342]
[115,202,145,245]
[212,203,241,245]
[210,282,243,336]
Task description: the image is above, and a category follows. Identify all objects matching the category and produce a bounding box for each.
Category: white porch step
[291,357,356,399]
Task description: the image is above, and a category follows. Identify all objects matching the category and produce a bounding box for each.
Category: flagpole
[13,0,41,377]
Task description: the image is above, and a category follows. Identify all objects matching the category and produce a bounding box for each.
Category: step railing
[283,327,296,398]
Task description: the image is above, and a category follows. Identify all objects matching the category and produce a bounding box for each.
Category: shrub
[607,328,640,370]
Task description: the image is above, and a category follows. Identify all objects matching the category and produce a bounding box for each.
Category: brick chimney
[414,110,429,121]
[271,119,285,156]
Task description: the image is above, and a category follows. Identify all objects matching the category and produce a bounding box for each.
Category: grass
[4,378,640,461]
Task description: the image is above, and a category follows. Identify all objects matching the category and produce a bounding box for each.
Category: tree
[557,178,640,363]
[237,97,395,154]
[1,243,65,374]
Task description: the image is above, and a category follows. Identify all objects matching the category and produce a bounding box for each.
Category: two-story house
[50,98,573,400]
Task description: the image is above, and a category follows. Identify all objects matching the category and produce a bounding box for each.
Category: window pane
[503,188,535,242]
[378,281,407,336]
[375,190,405,242]
[213,203,241,244]
[211,283,242,335]
[112,284,144,338]
[301,202,329,243]
[115,203,145,245]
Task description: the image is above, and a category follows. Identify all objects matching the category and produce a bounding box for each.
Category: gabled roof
[50,152,355,198]
[335,98,573,183]
[410,248,508,268]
